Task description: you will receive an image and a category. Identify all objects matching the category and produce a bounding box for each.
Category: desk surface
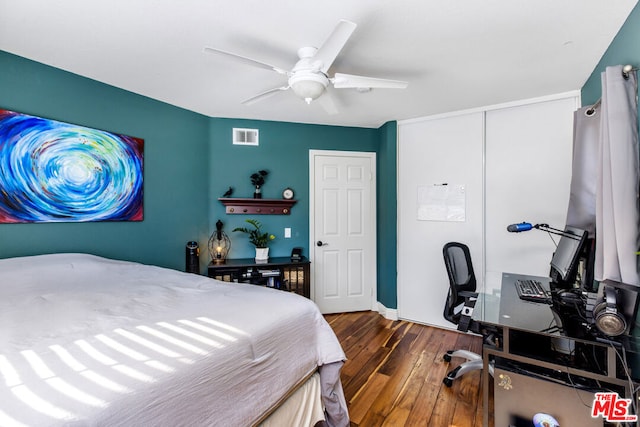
[474,272,640,374]
[476,273,640,425]
[475,272,640,341]
[474,272,555,333]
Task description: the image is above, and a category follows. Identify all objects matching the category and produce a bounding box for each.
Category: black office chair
[441,241,491,387]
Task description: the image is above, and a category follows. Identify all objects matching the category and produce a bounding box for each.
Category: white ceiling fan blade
[241,86,290,105]
[313,20,357,73]
[203,47,289,75]
[332,73,408,89]
[317,92,339,115]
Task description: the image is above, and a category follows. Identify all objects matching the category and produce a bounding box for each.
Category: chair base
[442,349,493,387]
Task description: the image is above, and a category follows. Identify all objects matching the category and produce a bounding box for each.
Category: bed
[0,253,349,426]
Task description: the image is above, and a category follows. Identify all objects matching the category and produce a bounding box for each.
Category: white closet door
[484,97,577,292]
[397,112,484,328]
[397,94,578,329]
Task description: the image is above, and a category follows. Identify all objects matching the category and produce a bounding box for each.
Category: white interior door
[309,150,376,314]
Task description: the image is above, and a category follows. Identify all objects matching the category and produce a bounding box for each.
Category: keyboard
[515,279,552,304]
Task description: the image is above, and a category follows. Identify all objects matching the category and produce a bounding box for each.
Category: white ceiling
[0,0,637,128]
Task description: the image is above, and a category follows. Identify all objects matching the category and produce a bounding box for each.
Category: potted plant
[251,170,269,199]
[232,219,275,261]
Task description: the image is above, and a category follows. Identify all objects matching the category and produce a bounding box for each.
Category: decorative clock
[282,188,294,200]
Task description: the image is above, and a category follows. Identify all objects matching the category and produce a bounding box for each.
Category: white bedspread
[0,253,346,426]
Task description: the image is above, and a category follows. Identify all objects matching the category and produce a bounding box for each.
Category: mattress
[0,253,347,426]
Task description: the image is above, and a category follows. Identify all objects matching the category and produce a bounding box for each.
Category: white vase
[255,247,269,261]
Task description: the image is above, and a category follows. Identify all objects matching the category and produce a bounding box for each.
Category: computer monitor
[549,226,588,288]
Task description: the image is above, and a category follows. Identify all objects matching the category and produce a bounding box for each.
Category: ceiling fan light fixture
[289,73,328,103]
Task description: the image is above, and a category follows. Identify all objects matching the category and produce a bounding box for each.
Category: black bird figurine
[222,187,233,197]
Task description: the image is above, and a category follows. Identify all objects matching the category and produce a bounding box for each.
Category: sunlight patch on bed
[45,377,107,408]
[112,365,154,383]
[22,350,107,407]
[80,371,131,393]
[0,355,21,387]
[114,329,183,358]
[178,319,238,342]
[21,350,55,378]
[156,322,224,349]
[49,345,86,371]
[136,325,208,355]
[75,339,157,383]
[198,316,250,336]
[0,409,28,427]
[74,340,117,365]
[96,334,149,361]
[12,385,77,421]
[0,317,229,425]
[2,355,79,421]
[50,345,131,393]
[144,360,174,373]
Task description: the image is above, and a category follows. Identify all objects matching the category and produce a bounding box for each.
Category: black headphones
[593,286,628,337]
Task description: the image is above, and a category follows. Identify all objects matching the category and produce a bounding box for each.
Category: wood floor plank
[348,372,390,424]
[380,350,432,426]
[326,311,483,427]
[343,346,391,400]
[357,338,424,425]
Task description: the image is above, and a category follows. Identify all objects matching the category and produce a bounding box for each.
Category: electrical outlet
[284,228,291,238]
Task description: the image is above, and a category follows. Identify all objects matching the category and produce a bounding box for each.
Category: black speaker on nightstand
[186,241,199,274]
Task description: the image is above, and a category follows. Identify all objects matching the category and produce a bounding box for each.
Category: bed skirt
[258,361,348,427]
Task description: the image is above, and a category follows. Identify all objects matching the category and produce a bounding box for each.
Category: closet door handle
[316,240,328,247]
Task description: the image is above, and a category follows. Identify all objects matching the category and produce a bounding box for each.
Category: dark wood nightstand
[207,257,310,298]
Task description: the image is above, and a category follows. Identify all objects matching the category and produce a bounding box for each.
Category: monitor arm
[533,223,582,240]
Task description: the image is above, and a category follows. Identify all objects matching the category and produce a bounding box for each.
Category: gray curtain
[566,65,640,286]
[566,106,599,237]
[595,65,640,285]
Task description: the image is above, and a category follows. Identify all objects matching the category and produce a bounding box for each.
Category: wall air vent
[233,128,259,146]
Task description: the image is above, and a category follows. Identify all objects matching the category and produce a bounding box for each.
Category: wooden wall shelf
[219,198,297,215]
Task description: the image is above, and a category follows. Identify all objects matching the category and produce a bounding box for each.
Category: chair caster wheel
[443,353,452,362]
[443,377,453,387]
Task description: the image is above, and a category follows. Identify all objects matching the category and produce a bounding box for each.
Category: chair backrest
[442,242,477,324]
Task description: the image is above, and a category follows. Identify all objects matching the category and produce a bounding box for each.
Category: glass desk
[473,272,640,426]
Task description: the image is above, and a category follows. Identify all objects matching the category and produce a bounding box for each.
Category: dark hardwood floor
[324,311,488,427]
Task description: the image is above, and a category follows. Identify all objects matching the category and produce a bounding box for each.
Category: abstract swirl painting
[0,109,143,223]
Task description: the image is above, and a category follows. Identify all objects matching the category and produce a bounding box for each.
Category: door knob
[316,240,327,247]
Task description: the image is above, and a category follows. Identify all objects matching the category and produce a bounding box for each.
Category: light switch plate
[284,228,291,238]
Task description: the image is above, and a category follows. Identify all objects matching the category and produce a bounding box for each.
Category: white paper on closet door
[417,184,466,221]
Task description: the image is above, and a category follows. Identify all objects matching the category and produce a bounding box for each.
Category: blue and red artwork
[0,109,144,223]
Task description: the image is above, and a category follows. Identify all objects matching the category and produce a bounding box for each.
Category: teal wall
[0,51,210,271]
[207,118,378,260]
[376,121,398,308]
[0,50,399,308]
[581,2,640,107]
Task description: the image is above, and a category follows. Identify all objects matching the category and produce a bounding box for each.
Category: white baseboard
[377,302,398,321]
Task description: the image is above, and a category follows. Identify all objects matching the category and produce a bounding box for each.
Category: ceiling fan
[203,20,408,111]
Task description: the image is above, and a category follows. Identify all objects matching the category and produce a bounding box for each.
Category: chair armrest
[458,290,479,300]
[457,291,479,332]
